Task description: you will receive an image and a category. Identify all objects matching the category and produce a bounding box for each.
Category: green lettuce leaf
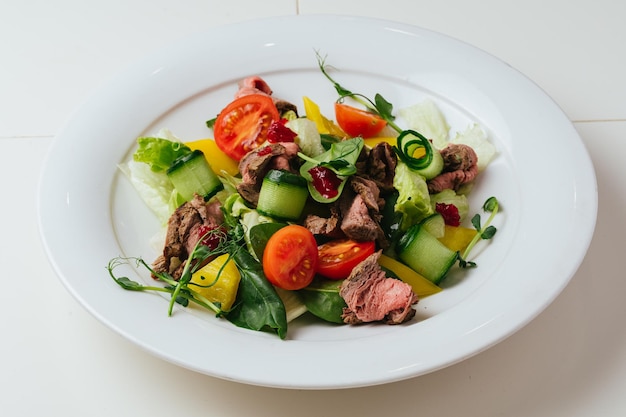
[397,99,450,149]
[286,118,326,157]
[451,123,496,172]
[119,160,175,224]
[430,189,469,223]
[393,161,434,231]
[133,136,192,172]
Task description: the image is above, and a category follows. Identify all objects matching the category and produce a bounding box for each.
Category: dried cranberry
[435,203,461,227]
[256,145,273,156]
[309,166,342,199]
[267,119,297,143]
[195,225,226,250]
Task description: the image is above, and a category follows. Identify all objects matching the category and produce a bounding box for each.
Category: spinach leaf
[248,222,288,260]
[298,278,346,324]
[319,133,341,150]
[227,249,288,339]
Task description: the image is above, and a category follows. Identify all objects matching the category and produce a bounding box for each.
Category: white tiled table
[3,1,625,415]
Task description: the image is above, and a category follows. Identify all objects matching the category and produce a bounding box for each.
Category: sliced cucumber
[396,223,458,284]
[166,150,223,202]
[395,130,444,180]
[257,169,308,220]
[377,253,442,297]
[420,213,445,238]
[415,148,443,180]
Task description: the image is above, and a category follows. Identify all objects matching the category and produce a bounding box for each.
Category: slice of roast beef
[339,251,418,325]
[348,176,380,210]
[152,194,224,280]
[339,194,382,242]
[303,175,387,246]
[235,76,273,98]
[234,76,298,117]
[362,142,397,193]
[303,206,345,239]
[274,100,299,117]
[237,142,301,206]
[338,177,387,246]
[428,143,479,193]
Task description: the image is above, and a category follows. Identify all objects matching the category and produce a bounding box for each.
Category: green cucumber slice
[396,224,458,284]
[257,169,308,220]
[420,213,445,238]
[166,150,223,202]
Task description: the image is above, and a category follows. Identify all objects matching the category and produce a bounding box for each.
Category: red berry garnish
[435,203,461,227]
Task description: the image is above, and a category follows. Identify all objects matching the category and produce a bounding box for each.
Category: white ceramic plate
[38,15,597,389]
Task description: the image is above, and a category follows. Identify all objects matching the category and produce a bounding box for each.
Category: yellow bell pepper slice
[363,137,426,158]
[438,225,478,253]
[185,139,240,176]
[302,96,347,138]
[189,254,241,311]
[363,137,397,148]
[378,254,442,297]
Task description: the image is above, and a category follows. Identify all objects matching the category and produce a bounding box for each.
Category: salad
[108,54,501,339]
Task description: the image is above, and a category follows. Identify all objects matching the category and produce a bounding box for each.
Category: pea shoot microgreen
[316,52,436,171]
[107,209,288,339]
[316,51,402,133]
[458,196,500,268]
[107,226,234,316]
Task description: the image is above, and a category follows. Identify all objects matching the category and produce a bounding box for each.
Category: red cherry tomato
[316,239,376,280]
[262,225,319,290]
[213,94,280,161]
[334,102,387,138]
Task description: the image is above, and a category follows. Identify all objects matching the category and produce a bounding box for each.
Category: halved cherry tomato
[262,225,319,290]
[334,102,387,138]
[213,94,280,161]
[316,239,376,280]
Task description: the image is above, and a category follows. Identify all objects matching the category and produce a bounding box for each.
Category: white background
[2,0,625,415]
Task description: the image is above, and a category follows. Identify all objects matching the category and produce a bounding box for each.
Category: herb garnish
[458,196,500,268]
[316,51,401,133]
[107,221,288,339]
[316,52,437,173]
[108,227,232,316]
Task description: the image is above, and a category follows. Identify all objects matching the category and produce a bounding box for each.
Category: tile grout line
[572,118,626,123]
[0,135,54,140]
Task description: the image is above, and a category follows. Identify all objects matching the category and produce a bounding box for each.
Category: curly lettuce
[430,189,469,223]
[393,161,434,231]
[286,118,326,157]
[451,123,496,172]
[119,130,192,223]
[133,132,192,172]
[119,160,176,224]
[397,99,450,150]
